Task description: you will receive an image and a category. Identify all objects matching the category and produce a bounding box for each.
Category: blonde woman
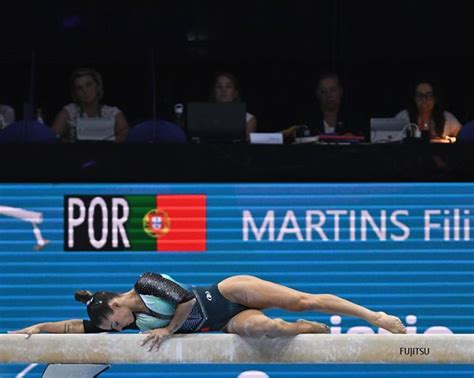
[52,68,129,143]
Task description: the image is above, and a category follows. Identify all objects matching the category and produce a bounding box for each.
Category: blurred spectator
[210,72,257,141]
[284,72,362,140]
[52,68,129,143]
[0,104,15,129]
[395,79,461,142]
[309,72,350,135]
[283,72,366,140]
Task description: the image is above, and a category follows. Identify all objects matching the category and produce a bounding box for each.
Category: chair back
[457,121,474,143]
[0,121,58,143]
[126,120,187,144]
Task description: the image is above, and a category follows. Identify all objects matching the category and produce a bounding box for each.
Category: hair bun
[74,290,94,304]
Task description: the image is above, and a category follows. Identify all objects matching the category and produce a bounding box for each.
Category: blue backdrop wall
[1,183,473,377]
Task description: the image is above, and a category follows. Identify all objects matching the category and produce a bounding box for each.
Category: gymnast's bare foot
[372,312,406,334]
[296,319,330,334]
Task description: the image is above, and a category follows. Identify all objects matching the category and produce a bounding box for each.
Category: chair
[126,120,187,144]
[457,121,474,143]
[0,121,58,143]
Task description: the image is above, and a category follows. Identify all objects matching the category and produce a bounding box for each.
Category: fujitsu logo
[399,347,430,356]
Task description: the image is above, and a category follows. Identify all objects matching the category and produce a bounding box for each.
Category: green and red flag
[127,194,207,252]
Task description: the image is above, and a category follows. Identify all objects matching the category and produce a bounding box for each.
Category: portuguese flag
[126,194,207,252]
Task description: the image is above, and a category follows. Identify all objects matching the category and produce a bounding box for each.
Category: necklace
[419,118,430,131]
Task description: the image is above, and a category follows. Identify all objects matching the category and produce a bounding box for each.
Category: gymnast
[10,273,406,351]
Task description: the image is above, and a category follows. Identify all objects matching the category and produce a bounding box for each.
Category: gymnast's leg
[224,309,329,337]
[218,275,406,334]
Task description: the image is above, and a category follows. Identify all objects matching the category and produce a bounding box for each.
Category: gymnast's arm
[136,273,197,350]
[8,319,85,337]
[135,272,197,335]
[134,272,195,303]
[165,297,197,334]
[141,298,196,351]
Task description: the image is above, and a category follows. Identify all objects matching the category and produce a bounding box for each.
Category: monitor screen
[76,117,115,142]
[370,117,408,143]
[186,102,246,143]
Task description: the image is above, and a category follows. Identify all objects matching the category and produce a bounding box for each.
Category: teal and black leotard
[83,272,248,333]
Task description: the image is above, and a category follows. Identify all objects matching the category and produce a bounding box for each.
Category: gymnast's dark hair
[75,290,119,326]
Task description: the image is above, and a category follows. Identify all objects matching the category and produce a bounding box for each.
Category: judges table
[1,143,473,182]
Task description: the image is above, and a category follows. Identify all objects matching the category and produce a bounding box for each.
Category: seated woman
[298,72,351,135]
[52,68,129,143]
[0,104,15,129]
[10,272,406,352]
[395,79,461,142]
[211,72,257,141]
[282,72,364,142]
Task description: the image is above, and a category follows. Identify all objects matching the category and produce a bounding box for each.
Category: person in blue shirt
[10,272,406,351]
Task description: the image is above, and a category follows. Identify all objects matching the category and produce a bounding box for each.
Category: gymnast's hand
[8,325,42,339]
[141,327,171,352]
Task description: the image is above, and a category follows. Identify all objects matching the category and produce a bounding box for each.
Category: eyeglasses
[415,92,434,100]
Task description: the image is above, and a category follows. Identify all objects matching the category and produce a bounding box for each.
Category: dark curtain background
[1,0,473,129]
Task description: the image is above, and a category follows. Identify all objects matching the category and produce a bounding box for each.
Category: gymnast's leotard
[83,272,248,333]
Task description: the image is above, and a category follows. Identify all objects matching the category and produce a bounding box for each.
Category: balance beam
[0,334,472,364]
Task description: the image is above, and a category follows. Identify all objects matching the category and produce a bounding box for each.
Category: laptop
[370,117,408,143]
[186,102,247,143]
[76,117,115,142]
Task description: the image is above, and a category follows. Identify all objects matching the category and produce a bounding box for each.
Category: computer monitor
[186,102,247,143]
[76,118,115,142]
[370,117,409,143]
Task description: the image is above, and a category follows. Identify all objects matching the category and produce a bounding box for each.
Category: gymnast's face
[100,303,134,331]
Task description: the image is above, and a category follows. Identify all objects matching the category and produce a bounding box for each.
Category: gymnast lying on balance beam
[9,272,407,351]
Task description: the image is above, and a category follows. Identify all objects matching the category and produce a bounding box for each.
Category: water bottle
[174,103,185,129]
